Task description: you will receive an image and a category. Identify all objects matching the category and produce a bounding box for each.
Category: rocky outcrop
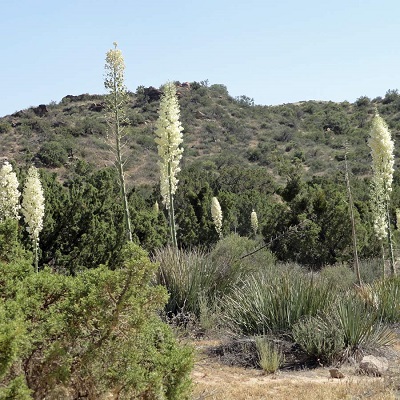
[32,104,48,117]
[89,102,106,112]
[143,86,162,102]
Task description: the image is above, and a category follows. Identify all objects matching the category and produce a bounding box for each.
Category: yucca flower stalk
[21,166,45,272]
[153,200,159,215]
[0,161,21,222]
[211,197,223,238]
[344,149,361,285]
[155,82,184,247]
[368,113,395,275]
[251,209,258,237]
[104,42,133,242]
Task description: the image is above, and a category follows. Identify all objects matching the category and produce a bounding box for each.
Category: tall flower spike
[211,197,223,238]
[368,113,395,196]
[0,161,21,222]
[21,166,45,272]
[368,113,396,275]
[155,82,184,210]
[104,43,133,242]
[251,209,258,236]
[155,82,184,247]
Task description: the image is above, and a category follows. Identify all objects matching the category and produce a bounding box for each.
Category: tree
[104,42,133,242]
[0,161,20,222]
[21,166,45,273]
[155,82,184,247]
[368,113,396,275]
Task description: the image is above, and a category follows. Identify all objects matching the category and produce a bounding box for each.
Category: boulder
[32,104,48,117]
[358,355,388,377]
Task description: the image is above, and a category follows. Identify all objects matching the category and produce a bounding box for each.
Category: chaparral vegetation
[1,44,400,399]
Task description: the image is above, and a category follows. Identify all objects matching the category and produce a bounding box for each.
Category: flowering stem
[168,161,178,247]
[344,152,361,285]
[385,196,395,275]
[34,239,38,273]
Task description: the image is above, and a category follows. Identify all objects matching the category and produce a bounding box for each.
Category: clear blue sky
[1,0,399,116]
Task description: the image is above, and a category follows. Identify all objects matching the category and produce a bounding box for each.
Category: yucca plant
[154,82,184,247]
[368,113,396,275]
[223,268,335,335]
[153,246,217,316]
[211,196,223,238]
[336,294,396,352]
[0,161,21,222]
[358,278,400,323]
[21,166,45,272]
[104,42,133,242]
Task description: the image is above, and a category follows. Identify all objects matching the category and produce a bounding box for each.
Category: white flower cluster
[0,161,21,221]
[21,166,45,244]
[368,114,395,240]
[155,82,184,209]
[211,197,223,238]
[368,114,395,194]
[251,209,258,235]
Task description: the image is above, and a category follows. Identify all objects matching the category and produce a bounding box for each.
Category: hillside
[2,83,400,186]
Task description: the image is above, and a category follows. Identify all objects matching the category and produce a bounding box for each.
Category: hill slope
[1,83,400,185]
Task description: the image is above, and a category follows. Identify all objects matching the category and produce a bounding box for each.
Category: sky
[1,0,400,116]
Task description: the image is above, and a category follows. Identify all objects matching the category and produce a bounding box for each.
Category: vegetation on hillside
[1,70,400,397]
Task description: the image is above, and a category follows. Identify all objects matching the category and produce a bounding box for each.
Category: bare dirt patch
[191,337,400,400]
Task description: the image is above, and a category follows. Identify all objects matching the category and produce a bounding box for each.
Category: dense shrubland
[0,221,193,399]
[2,73,400,396]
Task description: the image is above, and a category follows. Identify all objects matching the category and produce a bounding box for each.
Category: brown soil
[191,338,400,400]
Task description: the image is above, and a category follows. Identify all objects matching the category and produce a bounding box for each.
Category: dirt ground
[191,338,400,400]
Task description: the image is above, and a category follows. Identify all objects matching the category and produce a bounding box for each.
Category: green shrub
[154,246,216,316]
[358,278,400,323]
[319,264,356,291]
[223,268,335,335]
[336,294,395,352]
[293,290,396,363]
[37,141,68,167]
[154,235,274,319]
[0,121,11,134]
[0,243,193,399]
[292,314,344,364]
[255,336,283,374]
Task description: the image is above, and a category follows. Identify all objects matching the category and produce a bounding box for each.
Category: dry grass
[192,360,396,399]
[191,338,400,400]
